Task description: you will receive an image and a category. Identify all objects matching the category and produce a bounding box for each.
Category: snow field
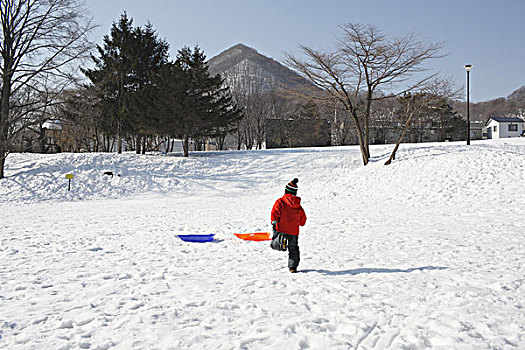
[1,139,524,349]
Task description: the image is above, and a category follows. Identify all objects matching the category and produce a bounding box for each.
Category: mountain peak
[208,43,309,94]
[227,43,258,53]
[207,43,265,76]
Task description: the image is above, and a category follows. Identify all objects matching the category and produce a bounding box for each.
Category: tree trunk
[237,130,242,150]
[385,132,405,165]
[183,134,189,157]
[0,156,5,179]
[349,109,369,166]
[135,135,141,154]
[117,119,122,153]
[364,91,372,159]
[0,73,12,179]
[110,136,116,152]
[38,125,47,153]
[95,127,100,152]
[216,135,225,150]
[385,114,415,165]
[355,123,369,166]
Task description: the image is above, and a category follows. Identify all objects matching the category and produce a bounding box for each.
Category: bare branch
[283,22,445,166]
[0,0,95,177]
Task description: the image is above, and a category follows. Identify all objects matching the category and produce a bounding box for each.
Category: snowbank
[1,139,524,349]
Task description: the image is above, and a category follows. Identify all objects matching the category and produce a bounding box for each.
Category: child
[271,178,307,273]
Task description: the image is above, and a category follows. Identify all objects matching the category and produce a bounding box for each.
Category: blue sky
[86,0,525,102]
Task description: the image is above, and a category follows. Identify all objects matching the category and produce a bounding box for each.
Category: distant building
[470,121,484,141]
[368,120,479,144]
[266,119,331,149]
[11,121,63,153]
[42,120,63,153]
[485,117,525,139]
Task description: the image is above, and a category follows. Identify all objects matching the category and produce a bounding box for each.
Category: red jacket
[271,194,307,235]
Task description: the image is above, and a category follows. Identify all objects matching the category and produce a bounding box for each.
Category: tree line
[3,1,521,179]
[81,13,242,157]
[1,4,242,180]
[452,85,525,122]
[1,0,94,179]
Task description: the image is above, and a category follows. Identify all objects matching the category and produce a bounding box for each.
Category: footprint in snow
[77,317,95,326]
[118,273,132,280]
[58,320,74,329]
[130,302,144,310]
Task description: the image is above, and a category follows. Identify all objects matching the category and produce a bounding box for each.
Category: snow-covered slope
[1,139,524,349]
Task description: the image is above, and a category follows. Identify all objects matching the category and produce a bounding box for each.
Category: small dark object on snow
[103,171,121,177]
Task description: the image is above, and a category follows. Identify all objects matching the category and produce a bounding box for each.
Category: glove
[271,220,277,231]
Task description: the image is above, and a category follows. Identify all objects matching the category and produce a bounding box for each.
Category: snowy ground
[1,139,524,349]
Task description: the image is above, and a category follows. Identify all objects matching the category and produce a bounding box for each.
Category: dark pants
[284,234,300,269]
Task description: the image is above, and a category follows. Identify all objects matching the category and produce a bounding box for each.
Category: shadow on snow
[299,265,448,275]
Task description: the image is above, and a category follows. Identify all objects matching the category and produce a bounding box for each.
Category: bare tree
[385,77,462,165]
[369,96,397,144]
[267,91,299,148]
[333,104,354,146]
[0,0,94,178]
[315,97,355,146]
[234,89,270,150]
[58,85,103,152]
[285,23,444,165]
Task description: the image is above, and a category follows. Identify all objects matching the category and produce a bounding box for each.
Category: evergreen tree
[84,13,169,153]
[84,13,133,153]
[127,23,169,153]
[156,62,186,150]
[172,46,241,156]
[429,98,465,141]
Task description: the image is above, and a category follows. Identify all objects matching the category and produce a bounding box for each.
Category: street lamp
[464,64,472,145]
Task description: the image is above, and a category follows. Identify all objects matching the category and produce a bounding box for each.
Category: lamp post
[464,64,472,145]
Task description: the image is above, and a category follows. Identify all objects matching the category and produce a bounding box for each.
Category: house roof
[488,117,524,123]
[42,120,62,130]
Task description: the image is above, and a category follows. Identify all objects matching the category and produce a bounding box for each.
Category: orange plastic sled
[234,232,271,241]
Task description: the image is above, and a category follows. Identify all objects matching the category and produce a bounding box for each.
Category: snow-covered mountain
[207,43,309,94]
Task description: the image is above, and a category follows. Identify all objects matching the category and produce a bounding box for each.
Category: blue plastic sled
[177,234,215,243]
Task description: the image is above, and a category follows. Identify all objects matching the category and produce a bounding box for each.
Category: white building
[485,117,525,139]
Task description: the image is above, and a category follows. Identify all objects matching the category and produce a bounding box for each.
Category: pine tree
[127,23,169,153]
[84,13,169,153]
[171,46,241,156]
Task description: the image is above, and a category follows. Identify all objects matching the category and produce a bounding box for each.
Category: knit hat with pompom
[285,178,299,195]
